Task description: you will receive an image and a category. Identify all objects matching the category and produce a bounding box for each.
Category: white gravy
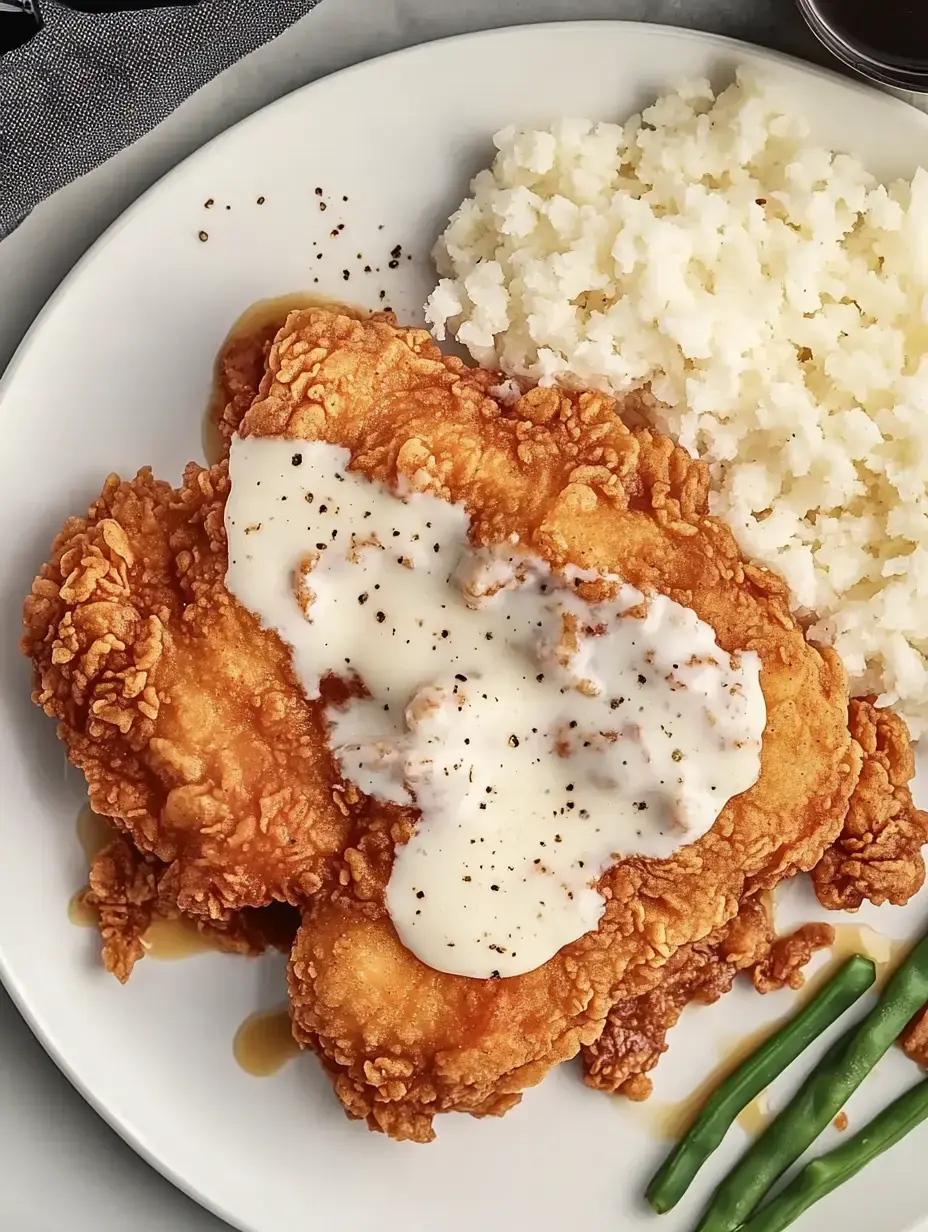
[225,437,766,979]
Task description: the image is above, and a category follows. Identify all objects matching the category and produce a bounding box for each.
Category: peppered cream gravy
[224,437,765,979]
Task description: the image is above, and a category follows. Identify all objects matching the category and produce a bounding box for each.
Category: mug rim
[795,0,928,91]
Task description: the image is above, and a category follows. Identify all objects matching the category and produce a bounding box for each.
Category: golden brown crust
[211,299,371,455]
[582,906,833,1095]
[263,308,862,1140]
[902,1002,928,1069]
[813,699,928,910]
[582,897,774,1095]
[749,922,835,994]
[81,834,298,983]
[212,318,284,453]
[22,463,356,919]
[82,836,159,983]
[24,305,887,1140]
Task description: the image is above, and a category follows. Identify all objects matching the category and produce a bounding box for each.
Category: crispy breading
[582,905,834,1096]
[212,317,286,455]
[211,299,368,455]
[22,462,356,919]
[750,922,835,994]
[813,699,928,910]
[26,304,913,1143]
[902,1002,928,1069]
[258,308,863,1142]
[582,896,774,1097]
[82,834,298,983]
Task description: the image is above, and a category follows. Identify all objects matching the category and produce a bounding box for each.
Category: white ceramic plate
[3,21,928,1232]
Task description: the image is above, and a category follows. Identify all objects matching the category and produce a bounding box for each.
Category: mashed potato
[426,71,928,736]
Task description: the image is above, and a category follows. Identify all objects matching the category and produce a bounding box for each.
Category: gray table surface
[0,2,923,1229]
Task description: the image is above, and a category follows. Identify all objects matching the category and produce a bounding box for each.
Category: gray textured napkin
[0,0,320,238]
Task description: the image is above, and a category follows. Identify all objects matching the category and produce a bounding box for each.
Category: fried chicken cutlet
[20,308,339,976]
[23,303,926,1140]
[209,296,368,459]
[210,305,924,926]
[82,830,299,982]
[219,306,866,1142]
[581,895,834,1099]
[22,462,355,923]
[813,698,928,910]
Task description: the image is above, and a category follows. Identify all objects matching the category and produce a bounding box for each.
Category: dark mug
[796,0,928,90]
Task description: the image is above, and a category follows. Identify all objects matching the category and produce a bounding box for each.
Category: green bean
[740,1079,928,1232]
[645,955,875,1214]
[696,934,928,1232]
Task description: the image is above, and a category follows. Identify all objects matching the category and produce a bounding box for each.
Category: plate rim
[3,19,928,1232]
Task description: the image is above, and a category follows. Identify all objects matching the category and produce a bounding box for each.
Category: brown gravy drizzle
[736,1090,771,1135]
[142,918,217,961]
[233,1005,300,1076]
[646,1020,779,1140]
[67,889,97,929]
[68,803,112,927]
[68,804,296,1072]
[75,801,113,863]
[68,801,220,960]
[646,921,904,1140]
[818,923,908,989]
[203,292,369,466]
